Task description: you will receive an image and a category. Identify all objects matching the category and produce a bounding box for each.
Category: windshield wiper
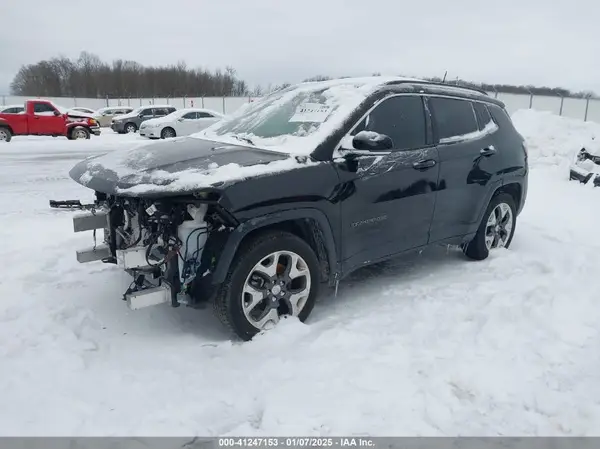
[230,134,255,146]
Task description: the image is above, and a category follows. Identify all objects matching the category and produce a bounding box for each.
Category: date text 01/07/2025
[218,437,376,448]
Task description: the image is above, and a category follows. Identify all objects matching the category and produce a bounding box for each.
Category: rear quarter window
[472,102,494,130]
[487,104,516,131]
[429,97,479,143]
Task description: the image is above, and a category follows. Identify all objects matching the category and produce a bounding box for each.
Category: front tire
[0,127,12,142]
[69,126,90,140]
[463,193,517,260]
[214,231,321,341]
[124,122,137,133]
[161,127,176,139]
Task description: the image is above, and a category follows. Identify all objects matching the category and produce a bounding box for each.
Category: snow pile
[511,109,600,168]
[2,113,600,436]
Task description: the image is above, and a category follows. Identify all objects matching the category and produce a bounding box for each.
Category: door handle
[412,159,437,170]
[480,146,497,156]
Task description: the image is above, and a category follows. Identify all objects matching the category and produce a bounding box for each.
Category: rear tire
[463,193,517,260]
[0,127,12,142]
[214,231,321,341]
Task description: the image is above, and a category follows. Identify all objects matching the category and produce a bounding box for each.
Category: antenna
[442,71,447,83]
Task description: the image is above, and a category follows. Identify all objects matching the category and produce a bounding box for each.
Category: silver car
[94,106,135,127]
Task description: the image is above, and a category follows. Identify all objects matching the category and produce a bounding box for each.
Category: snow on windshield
[194,77,408,155]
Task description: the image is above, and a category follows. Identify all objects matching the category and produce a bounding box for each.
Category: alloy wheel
[242,250,312,330]
[485,202,513,250]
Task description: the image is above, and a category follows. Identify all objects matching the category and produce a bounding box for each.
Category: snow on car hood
[141,114,174,127]
[112,110,139,121]
[69,136,312,197]
[194,76,420,155]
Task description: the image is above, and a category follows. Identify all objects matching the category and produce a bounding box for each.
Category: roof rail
[385,79,489,96]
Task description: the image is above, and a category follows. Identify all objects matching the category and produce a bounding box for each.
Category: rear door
[196,111,221,131]
[29,102,64,135]
[427,96,501,242]
[334,94,440,271]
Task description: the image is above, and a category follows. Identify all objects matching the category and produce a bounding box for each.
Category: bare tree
[10,52,250,98]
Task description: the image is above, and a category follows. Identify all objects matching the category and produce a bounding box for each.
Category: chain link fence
[2,92,600,122]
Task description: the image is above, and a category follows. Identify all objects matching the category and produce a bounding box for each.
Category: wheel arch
[0,121,14,134]
[212,208,339,286]
[475,179,524,225]
[66,124,91,139]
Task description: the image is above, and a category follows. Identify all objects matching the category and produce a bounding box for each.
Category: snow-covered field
[1,113,599,436]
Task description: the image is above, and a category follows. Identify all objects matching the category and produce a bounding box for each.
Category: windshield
[196,77,392,154]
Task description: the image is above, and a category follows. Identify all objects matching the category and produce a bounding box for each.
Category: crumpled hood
[69,136,293,196]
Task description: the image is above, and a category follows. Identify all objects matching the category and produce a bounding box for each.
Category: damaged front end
[570,148,600,186]
[66,191,237,310]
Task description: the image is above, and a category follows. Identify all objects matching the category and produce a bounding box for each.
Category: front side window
[429,97,478,143]
[351,95,427,151]
[140,108,153,116]
[182,112,198,120]
[33,103,57,114]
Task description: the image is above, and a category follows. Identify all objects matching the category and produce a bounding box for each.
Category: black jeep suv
[67,76,528,340]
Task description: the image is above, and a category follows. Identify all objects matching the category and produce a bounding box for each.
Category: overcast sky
[2,0,599,94]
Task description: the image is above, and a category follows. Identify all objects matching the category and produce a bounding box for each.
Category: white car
[0,104,25,114]
[569,138,600,187]
[139,108,224,139]
[69,107,97,115]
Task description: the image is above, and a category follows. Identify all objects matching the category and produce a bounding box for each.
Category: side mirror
[53,110,61,116]
[351,130,394,152]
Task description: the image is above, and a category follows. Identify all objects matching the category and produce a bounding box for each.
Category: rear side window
[487,104,515,131]
[473,102,493,130]
[154,108,170,116]
[429,97,478,143]
[352,95,427,151]
[198,112,214,118]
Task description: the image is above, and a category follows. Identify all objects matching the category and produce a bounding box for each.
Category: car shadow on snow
[81,244,479,343]
[309,244,472,323]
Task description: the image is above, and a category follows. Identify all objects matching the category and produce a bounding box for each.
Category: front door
[333,94,440,273]
[29,102,64,135]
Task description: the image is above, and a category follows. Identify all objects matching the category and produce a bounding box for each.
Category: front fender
[212,207,339,285]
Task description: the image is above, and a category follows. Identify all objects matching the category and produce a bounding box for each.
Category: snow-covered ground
[1,116,599,436]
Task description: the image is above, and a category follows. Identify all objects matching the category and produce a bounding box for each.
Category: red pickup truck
[0,99,101,142]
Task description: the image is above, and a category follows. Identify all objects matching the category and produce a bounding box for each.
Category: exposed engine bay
[57,192,236,310]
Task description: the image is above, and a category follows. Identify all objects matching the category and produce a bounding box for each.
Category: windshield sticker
[289,103,332,123]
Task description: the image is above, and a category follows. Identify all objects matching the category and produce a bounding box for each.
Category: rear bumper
[90,125,101,136]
